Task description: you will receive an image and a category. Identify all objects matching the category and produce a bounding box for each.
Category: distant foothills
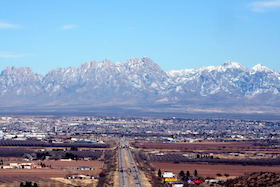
[0,57,279,117]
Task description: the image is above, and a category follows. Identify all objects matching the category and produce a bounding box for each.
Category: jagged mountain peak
[125,57,158,68]
[252,64,273,73]
[122,57,166,78]
[2,66,34,74]
[168,61,247,75]
[99,59,114,66]
[79,59,114,69]
[0,66,42,82]
[76,57,157,71]
[220,61,246,71]
[0,58,278,111]
[222,61,242,67]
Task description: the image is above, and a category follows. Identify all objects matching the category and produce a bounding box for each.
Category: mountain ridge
[0,57,279,115]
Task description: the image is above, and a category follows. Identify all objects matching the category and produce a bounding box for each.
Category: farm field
[0,160,103,186]
[134,141,280,153]
[0,169,68,178]
[0,169,99,186]
[42,160,103,170]
[0,169,72,186]
[152,162,280,178]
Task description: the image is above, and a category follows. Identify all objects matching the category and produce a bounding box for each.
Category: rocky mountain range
[0,57,279,115]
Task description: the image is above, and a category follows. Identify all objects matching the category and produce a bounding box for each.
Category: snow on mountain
[0,57,279,108]
[0,67,43,96]
[251,64,273,73]
[221,61,246,70]
[167,62,279,97]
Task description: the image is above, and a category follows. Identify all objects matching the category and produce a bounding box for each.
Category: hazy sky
[0,0,280,74]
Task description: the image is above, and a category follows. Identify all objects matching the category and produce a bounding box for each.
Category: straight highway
[118,138,144,187]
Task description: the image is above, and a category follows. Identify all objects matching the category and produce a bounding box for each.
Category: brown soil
[152,162,280,178]
[0,160,104,185]
[42,160,103,169]
[135,141,280,153]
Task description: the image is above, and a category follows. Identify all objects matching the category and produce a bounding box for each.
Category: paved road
[118,138,144,187]
[118,144,129,187]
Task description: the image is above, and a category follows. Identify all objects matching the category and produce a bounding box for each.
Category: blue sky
[0,0,280,74]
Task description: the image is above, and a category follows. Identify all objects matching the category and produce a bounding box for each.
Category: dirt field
[51,177,98,187]
[135,141,280,153]
[152,162,280,178]
[43,160,103,170]
[0,169,69,178]
[0,181,70,187]
[0,160,103,186]
[0,168,100,186]
[0,169,71,186]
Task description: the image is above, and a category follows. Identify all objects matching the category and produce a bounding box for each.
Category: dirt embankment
[96,150,117,187]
